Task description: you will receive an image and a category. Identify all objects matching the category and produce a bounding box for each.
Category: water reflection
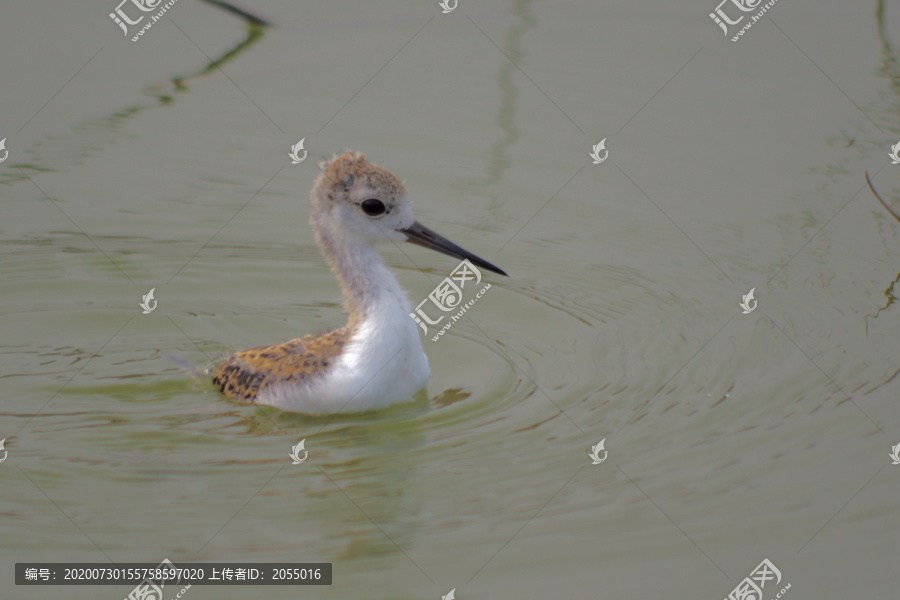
[482,0,536,188]
[875,0,900,126]
[227,398,430,561]
[0,0,269,187]
[864,172,900,329]
[866,0,900,327]
[145,0,269,105]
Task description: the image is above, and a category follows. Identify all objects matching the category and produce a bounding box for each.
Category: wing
[213,328,350,402]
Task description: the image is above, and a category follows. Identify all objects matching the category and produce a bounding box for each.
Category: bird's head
[310,152,506,275]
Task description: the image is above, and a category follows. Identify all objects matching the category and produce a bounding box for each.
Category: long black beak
[401,221,507,276]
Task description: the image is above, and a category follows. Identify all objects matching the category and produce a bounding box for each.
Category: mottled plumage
[213,328,350,402]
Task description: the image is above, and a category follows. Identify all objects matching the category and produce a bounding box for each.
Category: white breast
[258,264,430,414]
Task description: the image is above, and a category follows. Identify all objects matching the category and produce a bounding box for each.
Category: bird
[213,152,506,414]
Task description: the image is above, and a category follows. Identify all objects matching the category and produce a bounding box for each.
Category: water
[1,0,899,598]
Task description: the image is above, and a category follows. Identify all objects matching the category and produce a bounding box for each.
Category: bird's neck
[316,229,411,329]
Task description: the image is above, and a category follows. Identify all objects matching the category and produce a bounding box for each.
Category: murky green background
[2,0,899,598]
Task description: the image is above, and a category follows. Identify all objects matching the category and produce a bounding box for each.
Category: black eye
[360,199,386,216]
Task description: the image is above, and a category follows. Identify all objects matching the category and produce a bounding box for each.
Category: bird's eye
[360,199,386,216]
